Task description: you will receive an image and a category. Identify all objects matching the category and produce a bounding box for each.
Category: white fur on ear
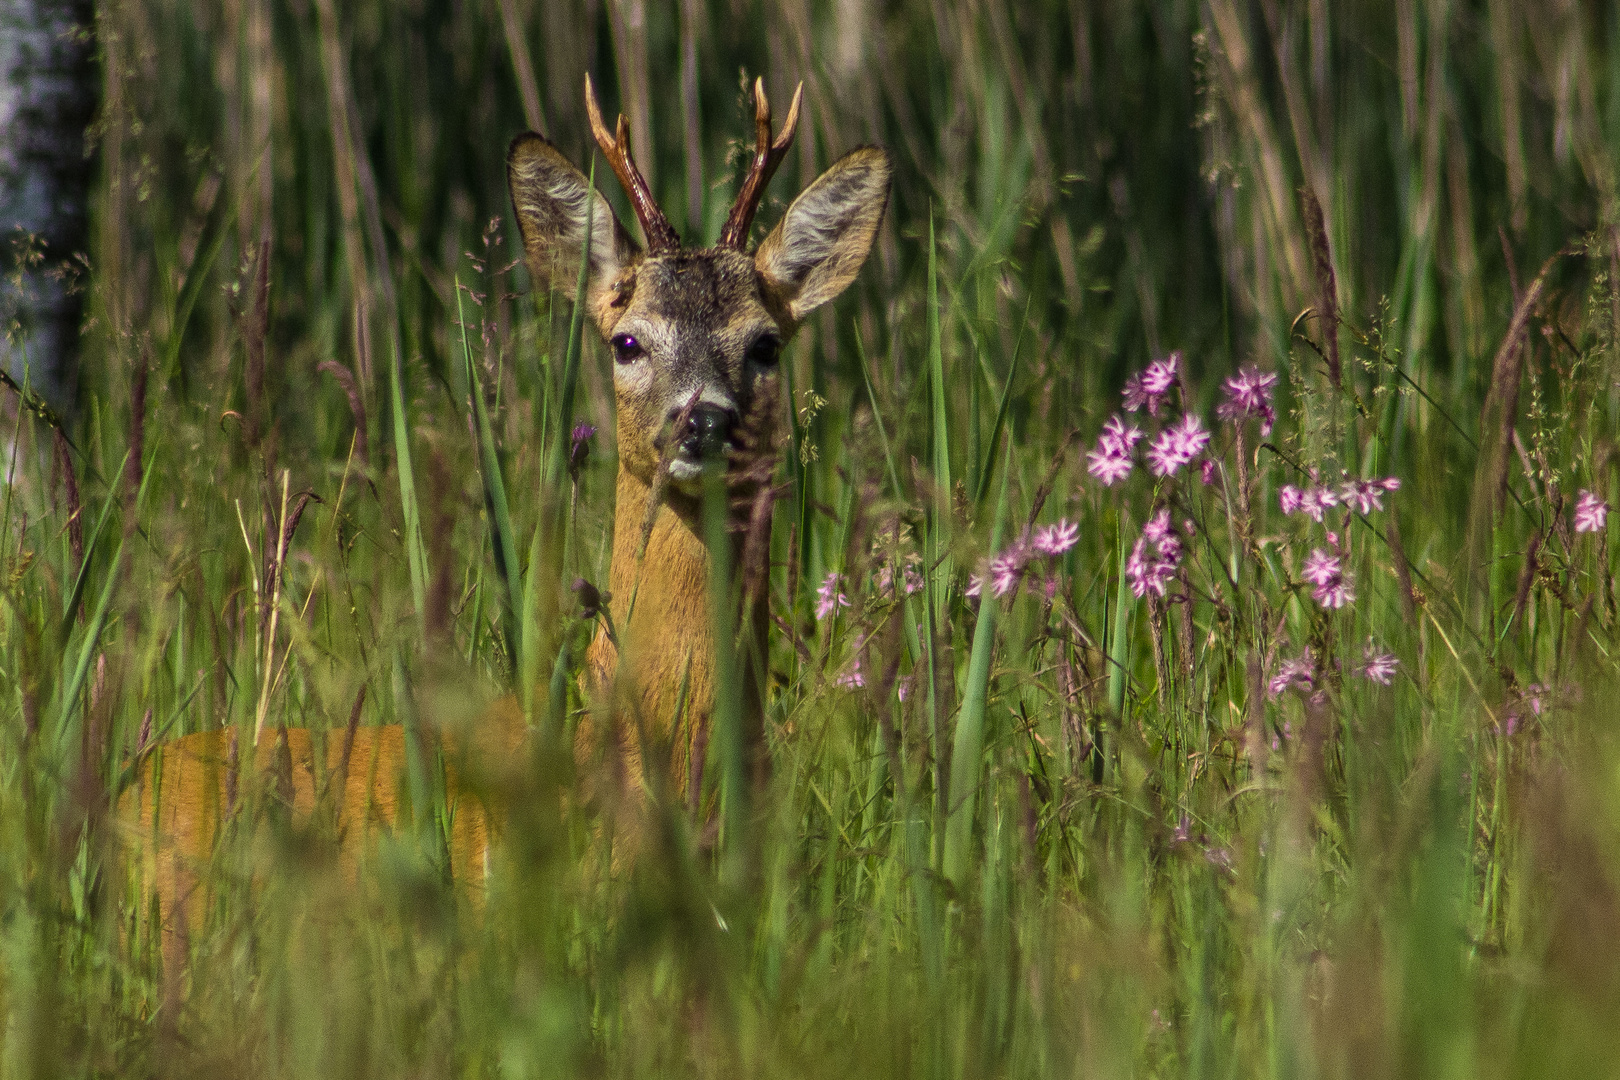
[507,132,638,299]
[755,146,890,322]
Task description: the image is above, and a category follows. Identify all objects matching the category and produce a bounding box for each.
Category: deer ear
[508,132,637,307]
[755,146,890,322]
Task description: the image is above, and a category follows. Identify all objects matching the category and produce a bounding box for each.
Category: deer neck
[596,464,769,798]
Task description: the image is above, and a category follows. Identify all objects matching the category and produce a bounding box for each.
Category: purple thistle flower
[1268,651,1315,697]
[815,572,851,619]
[966,574,984,598]
[1147,414,1211,477]
[1033,519,1079,556]
[569,420,597,478]
[1575,489,1610,533]
[1279,485,1302,515]
[1200,459,1218,485]
[1358,642,1398,685]
[1215,366,1279,435]
[1337,476,1401,515]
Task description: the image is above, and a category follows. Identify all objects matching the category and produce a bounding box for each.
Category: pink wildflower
[1575,489,1609,533]
[1146,414,1210,477]
[1122,352,1179,416]
[875,561,925,597]
[1088,449,1133,486]
[1088,416,1141,486]
[1098,415,1145,456]
[990,552,1025,597]
[1142,508,1174,545]
[1337,476,1401,515]
[1200,459,1218,485]
[1301,548,1354,608]
[965,574,984,598]
[1280,484,1338,522]
[1033,519,1079,556]
[834,657,865,689]
[815,572,850,619]
[1126,511,1184,599]
[1358,642,1398,685]
[1215,366,1278,435]
[1268,651,1315,697]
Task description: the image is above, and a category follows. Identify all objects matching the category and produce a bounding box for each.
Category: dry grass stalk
[1299,183,1340,388]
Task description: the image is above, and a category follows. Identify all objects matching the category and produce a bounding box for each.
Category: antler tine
[583,73,680,254]
[719,77,803,250]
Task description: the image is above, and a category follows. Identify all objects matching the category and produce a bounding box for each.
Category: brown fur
[119,699,529,969]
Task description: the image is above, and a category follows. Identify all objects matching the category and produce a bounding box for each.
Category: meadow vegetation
[4,1,1620,1076]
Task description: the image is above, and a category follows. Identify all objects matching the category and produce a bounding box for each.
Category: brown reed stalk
[1299,183,1340,388]
[1466,248,1571,597]
[317,360,368,468]
[52,429,83,572]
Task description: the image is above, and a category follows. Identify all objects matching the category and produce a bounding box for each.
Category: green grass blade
[458,274,524,678]
[1107,514,1134,737]
[60,449,131,631]
[973,293,1031,507]
[926,207,953,563]
[53,446,155,753]
[388,336,429,629]
[702,466,747,891]
[942,439,1012,887]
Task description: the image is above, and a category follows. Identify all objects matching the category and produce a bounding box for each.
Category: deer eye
[746,334,781,368]
[610,333,642,364]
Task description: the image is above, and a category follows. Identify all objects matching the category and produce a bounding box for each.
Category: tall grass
[3,0,1620,1075]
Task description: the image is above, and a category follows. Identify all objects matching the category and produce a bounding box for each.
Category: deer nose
[672,403,737,460]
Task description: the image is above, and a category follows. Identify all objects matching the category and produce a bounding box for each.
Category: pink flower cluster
[815,571,851,620]
[1269,642,1397,698]
[969,519,1080,599]
[1300,548,1354,608]
[1268,650,1315,697]
[1280,476,1400,521]
[1575,489,1610,533]
[1126,510,1184,598]
[1122,352,1179,416]
[834,656,865,688]
[1215,366,1278,436]
[874,560,924,597]
[1087,416,1143,486]
[1147,415,1211,477]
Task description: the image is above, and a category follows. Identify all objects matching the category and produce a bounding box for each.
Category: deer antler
[719,77,803,251]
[584,73,680,255]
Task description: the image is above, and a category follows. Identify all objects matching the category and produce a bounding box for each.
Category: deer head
[507,75,891,500]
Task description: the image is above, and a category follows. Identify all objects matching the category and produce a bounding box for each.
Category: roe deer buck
[123,74,889,962]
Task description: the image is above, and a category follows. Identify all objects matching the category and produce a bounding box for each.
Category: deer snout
[671,403,737,462]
